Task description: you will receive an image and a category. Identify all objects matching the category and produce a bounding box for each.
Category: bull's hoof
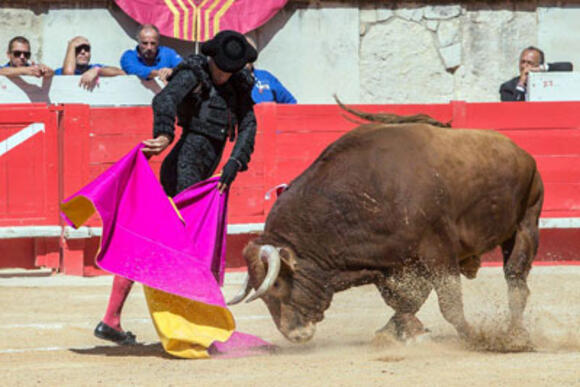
[374,314,430,345]
[458,324,476,342]
[505,325,534,352]
[372,330,399,347]
[464,325,534,353]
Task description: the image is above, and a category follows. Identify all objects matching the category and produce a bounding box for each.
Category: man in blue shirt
[120,24,182,83]
[252,68,297,104]
[0,36,53,77]
[245,37,296,104]
[55,36,125,90]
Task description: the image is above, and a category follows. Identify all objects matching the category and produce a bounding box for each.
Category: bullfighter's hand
[218,159,241,194]
[157,68,173,84]
[79,67,99,90]
[142,135,171,158]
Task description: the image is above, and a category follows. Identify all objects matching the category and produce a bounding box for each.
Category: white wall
[252,4,360,103]
[538,7,580,66]
[1,1,578,104]
[42,8,136,70]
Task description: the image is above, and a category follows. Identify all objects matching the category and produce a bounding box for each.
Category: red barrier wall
[0,104,60,226]
[0,104,61,270]
[0,101,579,274]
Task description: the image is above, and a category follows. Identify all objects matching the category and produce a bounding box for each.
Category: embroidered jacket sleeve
[152,66,199,142]
[230,69,257,171]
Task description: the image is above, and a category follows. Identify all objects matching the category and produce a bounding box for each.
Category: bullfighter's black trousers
[160,131,225,197]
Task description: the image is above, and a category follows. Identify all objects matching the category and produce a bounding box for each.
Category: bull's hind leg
[502,172,542,345]
[376,269,432,341]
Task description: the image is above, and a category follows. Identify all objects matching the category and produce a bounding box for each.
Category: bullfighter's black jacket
[152,54,256,196]
[499,62,573,101]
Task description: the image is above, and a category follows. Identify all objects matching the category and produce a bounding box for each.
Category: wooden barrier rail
[0,101,579,274]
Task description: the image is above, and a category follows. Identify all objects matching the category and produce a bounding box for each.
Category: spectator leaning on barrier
[245,37,296,104]
[120,24,182,83]
[0,36,53,77]
[55,36,125,90]
[94,30,258,345]
[500,46,573,102]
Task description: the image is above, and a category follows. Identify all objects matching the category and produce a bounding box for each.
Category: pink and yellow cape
[61,145,270,358]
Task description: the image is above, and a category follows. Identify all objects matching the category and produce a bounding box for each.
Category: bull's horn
[245,245,281,303]
[226,273,251,305]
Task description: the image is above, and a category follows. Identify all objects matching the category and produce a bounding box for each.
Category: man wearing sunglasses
[55,36,125,90]
[0,36,53,77]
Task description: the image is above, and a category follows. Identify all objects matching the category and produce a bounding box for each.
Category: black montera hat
[201,30,258,73]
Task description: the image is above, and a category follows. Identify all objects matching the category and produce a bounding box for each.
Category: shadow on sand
[70,343,176,359]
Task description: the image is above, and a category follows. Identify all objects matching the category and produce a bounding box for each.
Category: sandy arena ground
[0,266,579,386]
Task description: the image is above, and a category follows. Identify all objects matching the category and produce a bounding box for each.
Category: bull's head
[228,241,331,343]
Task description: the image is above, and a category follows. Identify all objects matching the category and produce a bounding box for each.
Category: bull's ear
[279,247,297,272]
[243,241,266,280]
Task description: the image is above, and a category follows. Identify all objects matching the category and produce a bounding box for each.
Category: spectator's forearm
[62,45,77,75]
[0,67,30,76]
[99,67,126,77]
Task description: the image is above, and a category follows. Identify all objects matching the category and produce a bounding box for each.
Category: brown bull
[229,107,543,346]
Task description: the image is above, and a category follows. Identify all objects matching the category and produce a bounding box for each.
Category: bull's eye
[273,280,279,289]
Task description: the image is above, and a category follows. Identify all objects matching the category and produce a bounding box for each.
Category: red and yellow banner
[114,0,288,41]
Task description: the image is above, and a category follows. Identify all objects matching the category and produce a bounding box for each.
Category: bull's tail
[334,95,451,128]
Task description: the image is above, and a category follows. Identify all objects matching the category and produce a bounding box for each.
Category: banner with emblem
[114,0,288,41]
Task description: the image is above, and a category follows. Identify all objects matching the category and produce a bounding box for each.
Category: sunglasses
[75,44,91,55]
[11,50,31,59]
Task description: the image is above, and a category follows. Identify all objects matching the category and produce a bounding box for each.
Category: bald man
[120,24,182,83]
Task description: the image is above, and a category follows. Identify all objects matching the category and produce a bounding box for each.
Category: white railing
[1,219,579,240]
[0,75,164,106]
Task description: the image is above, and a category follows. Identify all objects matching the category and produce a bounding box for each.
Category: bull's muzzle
[284,322,316,344]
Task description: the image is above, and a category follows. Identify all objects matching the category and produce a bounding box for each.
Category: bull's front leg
[432,272,474,341]
[376,269,432,341]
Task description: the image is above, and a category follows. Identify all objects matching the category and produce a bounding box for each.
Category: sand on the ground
[0,266,578,386]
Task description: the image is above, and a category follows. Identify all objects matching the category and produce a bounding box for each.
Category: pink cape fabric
[61,144,272,355]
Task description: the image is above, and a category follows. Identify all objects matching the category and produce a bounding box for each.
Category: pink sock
[102,275,134,331]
